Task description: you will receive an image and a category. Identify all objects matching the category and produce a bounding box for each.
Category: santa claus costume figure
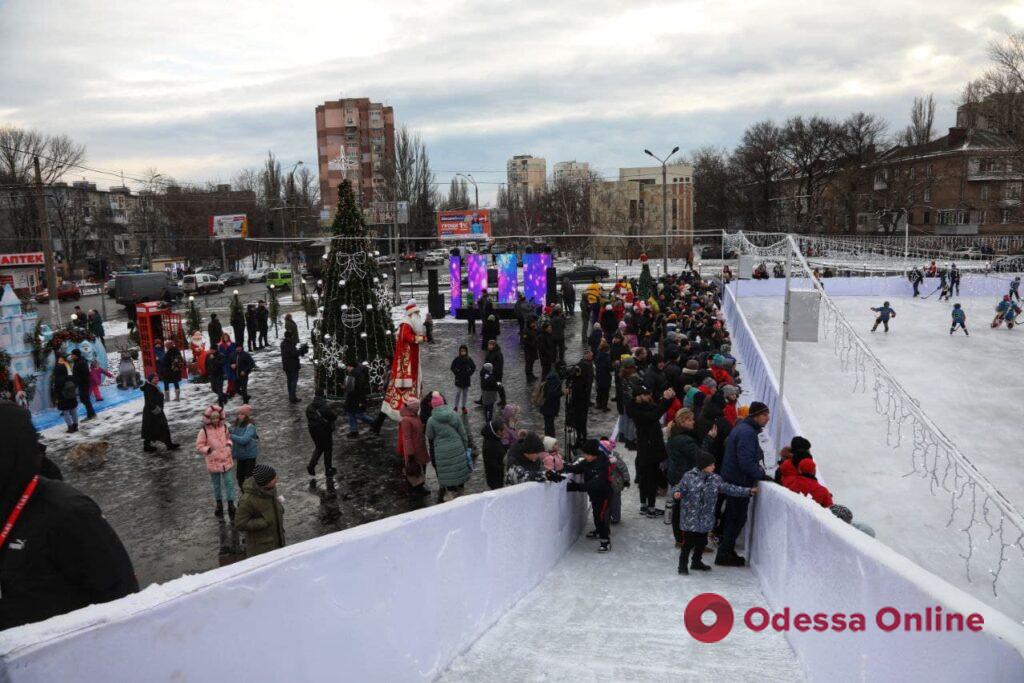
[381,299,427,421]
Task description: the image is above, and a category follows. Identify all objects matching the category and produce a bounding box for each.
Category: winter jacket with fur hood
[196,406,234,473]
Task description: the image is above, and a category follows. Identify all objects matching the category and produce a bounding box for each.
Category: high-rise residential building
[507,155,547,200]
[552,160,592,184]
[315,98,395,212]
[590,162,695,259]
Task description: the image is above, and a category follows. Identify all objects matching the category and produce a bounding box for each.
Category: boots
[174,388,180,401]
[164,391,170,401]
[436,488,446,504]
[678,548,691,574]
[215,500,224,518]
[691,558,712,571]
[227,501,236,520]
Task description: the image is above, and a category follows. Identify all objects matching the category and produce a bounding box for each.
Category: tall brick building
[315,98,395,212]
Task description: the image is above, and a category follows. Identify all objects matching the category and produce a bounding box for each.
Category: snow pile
[0,480,585,682]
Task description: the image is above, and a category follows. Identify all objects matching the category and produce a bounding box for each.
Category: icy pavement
[740,295,1024,623]
[439,453,802,682]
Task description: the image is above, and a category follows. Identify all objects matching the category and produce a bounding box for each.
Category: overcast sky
[2,0,1023,203]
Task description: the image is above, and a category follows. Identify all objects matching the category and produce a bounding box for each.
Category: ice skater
[1010,276,1021,302]
[909,267,924,297]
[950,303,968,335]
[992,295,1013,328]
[870,301,896,333]
[1005,302,1022,330]
[938,279,952,301]
[949,264,961,296]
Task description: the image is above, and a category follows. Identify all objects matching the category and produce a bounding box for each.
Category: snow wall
[723,282,1024,682]
[0,481,586,683]
[731,274,1011,298]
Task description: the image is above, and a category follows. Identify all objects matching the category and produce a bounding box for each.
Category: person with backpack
[195,404,236,520]
[564,439,614,552]
[450,345,476,415]
[598,439,630,524]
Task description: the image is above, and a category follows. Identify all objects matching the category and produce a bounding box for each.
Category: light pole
[284,161,303,290]
[456,173,479,209]
[644,146,679,273]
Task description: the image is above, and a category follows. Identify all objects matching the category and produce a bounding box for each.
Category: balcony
[873,176,888,190]
[967,169,1024,181]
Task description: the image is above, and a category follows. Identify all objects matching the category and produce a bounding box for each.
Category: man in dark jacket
[244,304,258,352]
[257,300,270,348]
[550,307,567,362]
[716,401,770,567]
[205,347,226,406]
[537,322,556,380]
[560,277,576,315]
[567,351,594,444]
[564,439,613,552]
[627,386,675,516]
[141,374,179,451]
[481,314,500,351]
[484,340,506,405]
[520,318,539,382]
[540,365,564,438]
[514,294,533,333]
[280,331,308,403]
[69,349,96,419]
[234,347,256,404]
[480,419,507,490]
[208,313,223,348]
[306,389,338,479]
[284,313,299,340]
[343,362,374,438]
[0,403,138,630]
[594,341,612,411]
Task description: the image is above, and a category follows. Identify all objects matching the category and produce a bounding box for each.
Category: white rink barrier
[0,482,586,683]
[731,274,1013,298]
[723,283,1024,680]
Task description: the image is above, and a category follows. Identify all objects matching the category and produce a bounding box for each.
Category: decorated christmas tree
[637,253,655,300]
[312,179,396,398]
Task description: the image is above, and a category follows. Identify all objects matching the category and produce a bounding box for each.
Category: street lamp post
[456,173,479,209]
[644,146,680,274]
[284,161,303,290]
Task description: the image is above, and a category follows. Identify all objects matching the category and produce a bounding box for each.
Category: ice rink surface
[439,470,802,682]
[741,294,1024,622]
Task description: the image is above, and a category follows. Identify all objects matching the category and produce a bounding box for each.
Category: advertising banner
[0,252,44,267]
[209,214,248,240]
[438,209,491,241]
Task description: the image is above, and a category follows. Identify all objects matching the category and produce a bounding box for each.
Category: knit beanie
[431,393,445,408]
[748,401,769,417]
[722,385,740,398]
[695,450,715,470]
[579,439,602,457]
[252,464,276,487]
[522,433,545,454]
[790,436,812,453]
[542,436,557,452]
[236,404,253,419]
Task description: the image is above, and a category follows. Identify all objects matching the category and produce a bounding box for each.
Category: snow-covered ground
[740,294,1024,623]
[439,452,802,682]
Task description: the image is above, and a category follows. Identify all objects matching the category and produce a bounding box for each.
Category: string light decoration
[728,230,1024,597]
[312,179,395,397]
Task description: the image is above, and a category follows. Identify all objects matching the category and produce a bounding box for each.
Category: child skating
[950,303,968,335]
[870,301,896,333]
[992,295,1013,328]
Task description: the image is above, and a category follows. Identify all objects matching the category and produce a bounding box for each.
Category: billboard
[209,214,248,240]
[437,209,491,241]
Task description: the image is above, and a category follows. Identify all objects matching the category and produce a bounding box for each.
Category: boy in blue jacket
[673,451,756,574]
[950,303,968,335]
[870,302,896,333]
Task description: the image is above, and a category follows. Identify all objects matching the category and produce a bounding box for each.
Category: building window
[980,185,990,201]
[937,210,967,225]
[1002,209,1013,224]
[923,187,931,202]
[909,166,916,180]
[672,198,678,220]
[1003,182,1022,201]
[979,157,994,173]
[926,164,933,177]
[923,211,931,224]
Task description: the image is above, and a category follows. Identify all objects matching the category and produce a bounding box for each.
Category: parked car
[218,271,247,286]
[266,269,293,289]
[951,247,983,259]
[561,265,610,282]
[194,266,221,276]
[115,273,183,306]
[247,269,269,283]
[34,282,81,303]
[182,273,224,294]
[105,277,117,298]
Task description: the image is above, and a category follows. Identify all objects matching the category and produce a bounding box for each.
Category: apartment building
[315,98,395,211]
[552,160,592,184]
[507,155,547,200]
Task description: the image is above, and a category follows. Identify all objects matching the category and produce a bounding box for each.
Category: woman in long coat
[142,373,179,452]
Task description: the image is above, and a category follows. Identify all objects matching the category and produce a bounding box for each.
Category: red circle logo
[684,593,734,643]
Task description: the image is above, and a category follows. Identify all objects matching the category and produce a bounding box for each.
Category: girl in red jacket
[782,458,833,508]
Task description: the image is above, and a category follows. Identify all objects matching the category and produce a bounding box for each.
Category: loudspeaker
[546,267,557,305]
[427,269,445,319]
[487,267,497,294]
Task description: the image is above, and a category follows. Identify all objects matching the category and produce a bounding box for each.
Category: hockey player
[992,295,1013,328]
[950,304,968,336]
[949,264,961,296]
[1010,276,1021,302]
[870,302,896,333]
[1005,302,1022,330]
[938,279,952,301]
[909,268,924,297]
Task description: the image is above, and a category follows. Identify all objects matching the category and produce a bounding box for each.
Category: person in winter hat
[564,439,614,552]
[230,404,259,490]
[305,388,339,481]
[505,432,550,486]
[449,345,476,415]
[783,458,833,508]
[196,404,236,519]
[673,450,756,574]
[234,464,285,557]
[480,419,508,490]
[399,397,430,498]
[541,435,564,472]
[141,373,179,452]
[426,394,470,503]
[479,361,500,423]
[717,400,770,566]
[598,438,630,524]
[0,402,138,630]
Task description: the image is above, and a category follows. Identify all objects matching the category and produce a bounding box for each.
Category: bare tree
[692,146,735,231]
[441,177,470,210]
[901,94,935,146]
[777,115,846,230]
[832,112,887,232]
[731,120,783,229]
[0,126,85,184]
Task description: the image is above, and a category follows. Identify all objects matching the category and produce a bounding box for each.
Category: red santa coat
[782,459,833,508]
[381,321,422,420]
